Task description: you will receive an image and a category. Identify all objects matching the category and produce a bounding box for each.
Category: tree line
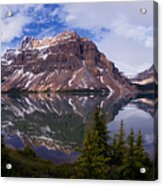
[74,108,154,180]
[1,108,155,180]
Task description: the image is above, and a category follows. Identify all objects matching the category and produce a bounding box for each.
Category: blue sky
[1,2,154,76]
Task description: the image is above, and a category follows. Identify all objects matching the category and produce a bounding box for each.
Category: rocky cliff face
[131,65,157,94]
[131,65,157,85]
[1,31,134,97]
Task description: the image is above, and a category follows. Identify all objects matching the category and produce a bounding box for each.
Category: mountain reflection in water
[1,93,156,164]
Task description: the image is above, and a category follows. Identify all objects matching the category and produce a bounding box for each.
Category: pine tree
[112,133,118,161]
[110,121,126,179]
[74,108,111,179]
[74,111,154,180]
[118,128,153,180]
[128,128,135,160]
[117,120,126,164]
[134,129,153,180]
[135,129,145,162]
[136,129,143,147]
[93,108,111,157]
[110,120,126,166]
[108,132,119,179]
[118,120,125,146]
[118,128,136,179]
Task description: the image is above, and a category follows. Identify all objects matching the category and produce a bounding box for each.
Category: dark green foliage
[110,120,126,166]
[93,108,111,157]
[73,109,111,179]
[109,121,127,179]
[1,145,74,178]
[116,128,153,180]
[1,110,154,180]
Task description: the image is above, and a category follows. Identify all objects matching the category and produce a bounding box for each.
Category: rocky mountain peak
[18,36,34,50]
[1,30,135,96]
[20,30,80,50]
[131,65,157,87]
[55,30,80,40]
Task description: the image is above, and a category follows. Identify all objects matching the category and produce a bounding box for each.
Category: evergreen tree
[109,120,126,178]
[93,108,111,157]
[128,128,135,160]
[111,133,118,162]
[135,129,145,162]
[134,129,153,180]
[136,129,143,147]
[108,132,119,179]
[116,120,126,164]
[118,128,153,180]
[74,108,111,179]
[118,120,125,146]
[117,128,136,179]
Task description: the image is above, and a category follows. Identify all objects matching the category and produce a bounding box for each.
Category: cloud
[59,1,153,27]
[112,16,153,49]
[1,14,32,42]
[58,2,153,49]
[1,2,154,75]
[37,27,56,39]
[0,4,46,43]
[96,31,153,76]
[50,7,59,17]
[65,14,77,22]
[1,5,34,42]
[58,1,154,75]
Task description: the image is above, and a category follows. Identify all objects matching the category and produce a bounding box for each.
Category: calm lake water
[1,93,156,164]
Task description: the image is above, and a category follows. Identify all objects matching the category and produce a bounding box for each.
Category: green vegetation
[1,145,74,178]
[73,109,154,180]
[1,109,154,180]
[73,108,111,179]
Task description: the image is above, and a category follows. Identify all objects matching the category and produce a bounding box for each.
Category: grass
[1,146,75,178]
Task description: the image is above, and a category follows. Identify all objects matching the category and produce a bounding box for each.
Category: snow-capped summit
[2,30,136,96]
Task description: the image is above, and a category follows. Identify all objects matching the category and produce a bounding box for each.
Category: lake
[1,93,157,164]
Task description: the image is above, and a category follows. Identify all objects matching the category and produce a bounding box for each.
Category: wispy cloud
[57,1,154,75]
[50,7,59,17]
[0,4,49,43]
[1,14,32,42]
[1,2,154,75]
[58,2,153,48]
[112,16,153,49]
[37,27,56,39]
[1,5,33,42]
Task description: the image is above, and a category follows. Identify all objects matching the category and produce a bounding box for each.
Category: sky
[0,1,154,76]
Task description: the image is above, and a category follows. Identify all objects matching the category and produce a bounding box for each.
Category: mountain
[1,31,135,97]
[131,65,157,85]
[131,65,158,94]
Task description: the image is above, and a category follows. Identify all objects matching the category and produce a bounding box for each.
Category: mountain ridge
[1,31,136,97]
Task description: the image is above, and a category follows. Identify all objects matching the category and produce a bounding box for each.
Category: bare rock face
[1,31,135,97]
[130,65,157,94]
[131,65,157,85]
[18,36,34,50]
